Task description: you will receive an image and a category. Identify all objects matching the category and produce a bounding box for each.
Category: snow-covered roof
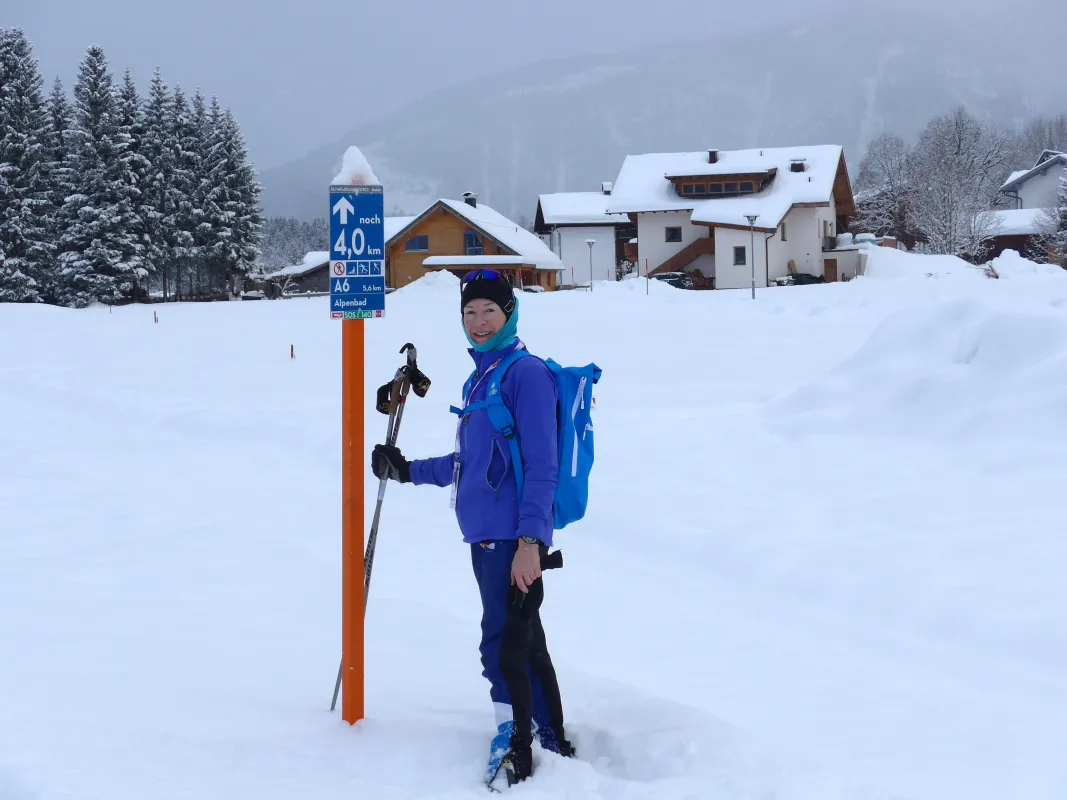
[537,191,629,226]
[423,255,556,271]
[384,216,416,242]
[386,198,563,270]
[999,154,1067,193]
[1001,170,1030,189]
[605,144,845,230]
[439,199,563,269]
[266,251,329,279]
[984,207,1054,237]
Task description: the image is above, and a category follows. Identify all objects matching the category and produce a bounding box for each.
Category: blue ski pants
[470,540,556,732]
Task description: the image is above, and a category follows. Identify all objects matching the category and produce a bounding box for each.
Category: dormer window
[674,178,762,198]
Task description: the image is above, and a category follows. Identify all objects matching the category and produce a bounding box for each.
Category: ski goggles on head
[463,268,504,283]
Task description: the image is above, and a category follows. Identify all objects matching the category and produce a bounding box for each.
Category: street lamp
[585,238,595,292]
[744,215,758,300]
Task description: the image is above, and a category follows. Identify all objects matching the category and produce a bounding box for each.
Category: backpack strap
[448,349,531,498]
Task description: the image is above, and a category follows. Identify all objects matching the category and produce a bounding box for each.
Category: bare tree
[1007,114,1067,171]
[854,133,915,245]
[908,107,1011,260]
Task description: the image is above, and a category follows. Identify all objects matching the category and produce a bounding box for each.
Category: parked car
[773,272,826,286]
[650,271,694,289]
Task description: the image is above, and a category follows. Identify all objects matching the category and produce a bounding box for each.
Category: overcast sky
[8,0,1056,171]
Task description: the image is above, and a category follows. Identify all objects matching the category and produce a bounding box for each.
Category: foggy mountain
[258,14,1067,224]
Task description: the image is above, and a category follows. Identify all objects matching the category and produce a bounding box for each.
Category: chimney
[462,191,477,207]
[708,149,720,164]
[601,181,613,195]
[789,158,807,173]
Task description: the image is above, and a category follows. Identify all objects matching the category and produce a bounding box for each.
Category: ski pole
[330,343,430,712]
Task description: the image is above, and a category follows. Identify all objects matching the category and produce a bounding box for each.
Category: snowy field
[2,249,1067,799]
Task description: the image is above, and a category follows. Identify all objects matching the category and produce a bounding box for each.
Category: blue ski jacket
[409,341,559,547]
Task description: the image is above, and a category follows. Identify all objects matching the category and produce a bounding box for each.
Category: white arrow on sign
[332,196,355,225]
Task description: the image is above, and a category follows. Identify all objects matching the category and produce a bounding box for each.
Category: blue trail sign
[329,184,385,319]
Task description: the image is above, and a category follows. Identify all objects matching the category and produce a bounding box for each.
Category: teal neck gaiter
[464,297,520,352]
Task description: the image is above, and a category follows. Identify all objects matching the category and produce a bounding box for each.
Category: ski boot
[486,724,535,791]
[535,723,576,758]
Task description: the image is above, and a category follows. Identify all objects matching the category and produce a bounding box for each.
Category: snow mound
[989,249,1067,279]
[331,145,380,186]
[769,298,1067,439]
[860,246,987,281]
[392,269,462,299]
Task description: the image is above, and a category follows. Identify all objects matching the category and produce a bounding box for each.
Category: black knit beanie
[460,272,516,318]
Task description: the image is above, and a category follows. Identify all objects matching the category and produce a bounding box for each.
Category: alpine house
[604,145,857,289]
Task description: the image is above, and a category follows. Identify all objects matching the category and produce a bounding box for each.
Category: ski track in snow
[3,267,1067,799]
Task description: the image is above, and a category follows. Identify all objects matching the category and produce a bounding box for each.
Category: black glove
[371,443,411,483]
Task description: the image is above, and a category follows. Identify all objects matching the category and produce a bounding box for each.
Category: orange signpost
[340,318,366,724]
[328,169,387,724]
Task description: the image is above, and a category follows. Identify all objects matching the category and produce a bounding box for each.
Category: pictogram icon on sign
[333,261,346,276]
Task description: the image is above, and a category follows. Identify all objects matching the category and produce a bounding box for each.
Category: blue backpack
[453,349,601,530]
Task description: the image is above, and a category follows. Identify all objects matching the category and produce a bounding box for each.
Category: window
[781,222,787,242]
[405,234,428,252]
[464,230,483,256]
[665,226,682,243]
[734,246,746,266]
[675,179,762,199]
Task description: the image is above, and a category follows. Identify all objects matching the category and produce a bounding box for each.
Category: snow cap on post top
[332,145,381,186]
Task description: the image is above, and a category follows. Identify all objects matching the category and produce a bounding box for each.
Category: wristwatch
[520,536,540,545]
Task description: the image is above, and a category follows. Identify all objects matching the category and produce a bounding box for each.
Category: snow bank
[391,268,462,299]
[771,298,1067,440]
[860,245,987,280]
[331,145,380,185]
[5,270,1067,800]
[989,248,1067,279]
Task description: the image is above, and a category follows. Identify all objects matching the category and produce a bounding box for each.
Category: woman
[371,269,575,787]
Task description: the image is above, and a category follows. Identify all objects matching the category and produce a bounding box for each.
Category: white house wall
[779,206,824,276]
[767,222,789,281]
[637,211,706,274]
[1016,165,1065,209]
[553,226,617,285]
[714,226,768,290]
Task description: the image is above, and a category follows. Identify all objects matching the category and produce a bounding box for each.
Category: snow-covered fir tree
[116,68,152,298]
[55,45,142,307]
[141,67,177,298]
[0,28,52,303]
[189,89,216,295]
[41,76,75,300]
[167,85,202,299]
[258,216,328,271]
[203,100,263,294]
